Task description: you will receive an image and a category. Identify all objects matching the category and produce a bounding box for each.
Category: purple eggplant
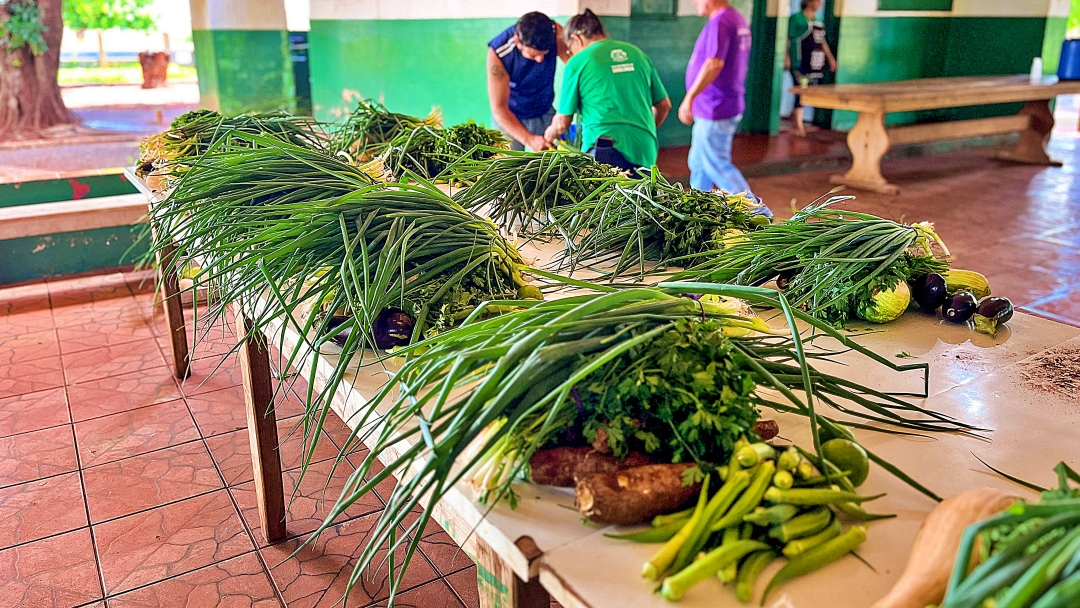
[372,308,414,349]
[913,273,948,312]
[325,315,352,346]
[942,292,978,323]
[973,297,1013,337]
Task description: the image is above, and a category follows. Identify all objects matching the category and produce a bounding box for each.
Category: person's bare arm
[487,47,546,150]
[678,58,724,125]
[653,97,672,129]
[554,23,571,63]
[823,40,837,72]
[544,113,573,145]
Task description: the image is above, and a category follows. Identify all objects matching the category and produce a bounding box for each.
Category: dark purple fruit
[775,269,797,291]
[942,292,978,323]
[973,297,1014,337]
[326,316,352,346]
[913,273,948,312]
[372,308,414,349]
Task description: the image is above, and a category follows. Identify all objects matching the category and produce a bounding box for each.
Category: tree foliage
[62,0,154,32]
[0,0,48,55]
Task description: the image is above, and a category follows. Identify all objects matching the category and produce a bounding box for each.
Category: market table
[127,169,1080,608]
[793,75,1080,195]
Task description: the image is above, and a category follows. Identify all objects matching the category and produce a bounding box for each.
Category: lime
[821,438,870,487]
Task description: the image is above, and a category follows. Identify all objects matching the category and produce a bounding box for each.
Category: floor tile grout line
[69,394,188,426]
[96,549,268,603]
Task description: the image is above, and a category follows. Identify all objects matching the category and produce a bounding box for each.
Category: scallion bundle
[328,98,442,159]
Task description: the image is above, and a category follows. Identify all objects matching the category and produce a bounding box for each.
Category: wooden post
[157,241,190,379]
[1000,99,1060,166]
[474,535,549,608]
[234,312,287,544]
[829,110,899,195]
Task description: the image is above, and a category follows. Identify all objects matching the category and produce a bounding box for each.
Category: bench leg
[475,536,550,608]
[999,100,1059,166]
[157,242,190,379]
[234,313,287,545]
[830,110,899,195]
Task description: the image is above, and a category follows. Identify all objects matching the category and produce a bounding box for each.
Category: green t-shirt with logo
[557,39,669,167]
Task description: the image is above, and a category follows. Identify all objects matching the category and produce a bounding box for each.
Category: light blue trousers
[688,115,771,216]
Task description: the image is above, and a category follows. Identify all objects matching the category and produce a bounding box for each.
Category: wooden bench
[793,75,1080,194]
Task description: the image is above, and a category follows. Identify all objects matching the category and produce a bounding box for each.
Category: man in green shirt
[543,9,672,171]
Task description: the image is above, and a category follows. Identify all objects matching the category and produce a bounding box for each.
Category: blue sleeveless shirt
[489,26,556,121]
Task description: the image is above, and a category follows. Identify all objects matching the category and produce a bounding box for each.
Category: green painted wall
[744,6,789,135]
[0,174,147,285]
[192,29,296,114]
[831,16,1047,130]
[309,5,774,147]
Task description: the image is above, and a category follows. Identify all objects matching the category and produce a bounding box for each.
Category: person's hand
[525,133,550,152]
[784,54,791,70]
[828,58,838,73]
[678,97,694,126]
[543,123,562,145]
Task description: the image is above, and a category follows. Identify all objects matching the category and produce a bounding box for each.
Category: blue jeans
[688,115,772,216]
[505,107,556,151]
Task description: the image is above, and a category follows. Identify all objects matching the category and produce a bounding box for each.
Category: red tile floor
[3,128,1080,607]
[0,272,483,607]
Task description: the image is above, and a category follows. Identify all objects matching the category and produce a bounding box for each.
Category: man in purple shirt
[680,0,770,215]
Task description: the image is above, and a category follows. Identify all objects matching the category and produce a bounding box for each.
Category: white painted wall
[189,0,288,29]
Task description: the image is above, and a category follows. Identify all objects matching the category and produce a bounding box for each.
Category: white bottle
[1030,57,1043,84]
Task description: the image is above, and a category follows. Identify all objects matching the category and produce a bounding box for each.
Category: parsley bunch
[576,318,761,464]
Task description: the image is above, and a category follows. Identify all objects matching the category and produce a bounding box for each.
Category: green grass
[58,63,197,85]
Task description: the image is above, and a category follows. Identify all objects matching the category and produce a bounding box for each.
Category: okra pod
[769,507,832,544]
[773,470,794,490]
[764,486,883,506]
[736,443,776,468]
[660,540,769,601]
[796,461,815,480]
[643,477,710,581]
[782,517,842,557]
[743,504,799,526]
[711,461,777,533]
[717,527,741,583]
[762,525,867,604]
[652,506,694,528]
[606,518,686,543]
[833,500,896,522]
[794,470,852,487]
[777,448,800,472]
[671,470,751,573]
[736,550,777,604]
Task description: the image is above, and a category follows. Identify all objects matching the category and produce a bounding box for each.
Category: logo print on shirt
[610,48,629,62]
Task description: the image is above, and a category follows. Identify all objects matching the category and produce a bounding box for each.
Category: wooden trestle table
[128,169,1080,607]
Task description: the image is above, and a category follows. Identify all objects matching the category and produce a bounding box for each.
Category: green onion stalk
[313,283,977,604]
[376,122,507,181]
[545,169,769,279]
[137,109,326,180]
[446,148,624,234]
[327,98,442,160]
[669,195,951,325]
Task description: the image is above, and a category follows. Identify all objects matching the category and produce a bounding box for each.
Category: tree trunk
[0,0,74,138]
[97,30,107,67]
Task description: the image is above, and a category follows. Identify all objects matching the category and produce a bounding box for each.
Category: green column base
[192,29,296,115]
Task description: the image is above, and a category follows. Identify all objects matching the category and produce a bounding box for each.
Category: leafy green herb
[895,351,913,359]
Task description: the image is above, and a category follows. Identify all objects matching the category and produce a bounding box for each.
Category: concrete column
[189,0,295,114]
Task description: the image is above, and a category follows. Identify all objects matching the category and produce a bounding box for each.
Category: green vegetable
[736,443,777,468]
[652,506,695,529]
[744,504,800,526]
[764,487,884,506]
[717,526,743,583]
[605,519,687,543]
[856,280,911,324]
[782,517,842,557]
[644,477,711,581]
[820,438,870,487]
[777,447,801,472]
[736,550,777,603]
[660,540,769,601]
[762,525,867,603]
[768,507,833,543]
[711,462,777,533]
[773,470,795,490]
[673,470,751,573]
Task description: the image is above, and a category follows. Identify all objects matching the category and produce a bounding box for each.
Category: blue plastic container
[1058,39,1080,80]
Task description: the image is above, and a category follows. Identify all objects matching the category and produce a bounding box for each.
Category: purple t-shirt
[685,7,752,120]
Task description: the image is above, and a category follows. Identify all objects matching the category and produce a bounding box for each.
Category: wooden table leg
[475,536,549,608]
[234,313,287,544]
[999,99,1060,166]
[829,110,899,195]
[157,241,190,379]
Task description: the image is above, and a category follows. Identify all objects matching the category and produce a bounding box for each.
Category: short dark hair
[564,9,607,42]
[515,12,556,51]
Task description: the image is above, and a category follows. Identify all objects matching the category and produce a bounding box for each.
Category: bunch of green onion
[942,462,1080,608]
[378,122,506,180]
[312,282,975,603]
[671,196,950,323]
[327,98,442,159]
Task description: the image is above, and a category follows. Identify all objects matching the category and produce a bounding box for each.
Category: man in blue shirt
[487,12,570,151]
